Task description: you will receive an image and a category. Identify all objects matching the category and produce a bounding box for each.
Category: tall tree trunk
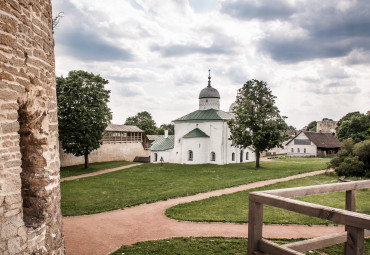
[255,151,260,168]
[84,153,89,169]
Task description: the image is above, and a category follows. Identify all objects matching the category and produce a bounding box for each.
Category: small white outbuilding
[150,71,255,165]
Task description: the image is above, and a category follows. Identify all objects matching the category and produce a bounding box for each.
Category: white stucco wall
[199,98,220,110]
[60,142,150,167]
[166,120,255,165]
[286,132,317,156]
[151,150,173,163]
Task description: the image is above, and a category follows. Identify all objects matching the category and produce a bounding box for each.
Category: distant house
[286,131,341,157]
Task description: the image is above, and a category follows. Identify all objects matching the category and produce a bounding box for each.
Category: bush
[336,156,366,177]
[353,139,370,168]
[330,138,370,177]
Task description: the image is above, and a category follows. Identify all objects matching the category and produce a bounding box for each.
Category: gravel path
[63,169,343,255]
[60,163,142,182]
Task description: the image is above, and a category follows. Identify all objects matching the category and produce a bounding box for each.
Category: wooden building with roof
[103,124,151,149]
[286,131,342,157]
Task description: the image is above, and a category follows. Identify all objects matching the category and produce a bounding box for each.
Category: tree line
[124,111,174,135]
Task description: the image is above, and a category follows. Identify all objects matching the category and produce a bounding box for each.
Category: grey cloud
[220,0,296,21]
[58,30,134,62]
[252,0,370,63]
[151,42,234,57]
[259,36,353,63]
[309,81,361,95]
[107,75,142,83]
[345,49,370,65]
[113,86,142,97]
[54,0,135,62]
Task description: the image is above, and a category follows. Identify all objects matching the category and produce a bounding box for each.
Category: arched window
[188,150,193,161]
[304,148,306,153]
[232,152,235,161]
[246,152,249,160]
[210,152,216,161]
[154,153,158,162]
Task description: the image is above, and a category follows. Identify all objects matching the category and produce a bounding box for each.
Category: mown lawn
[60,160,135,178]
[61,158,329,216]
[166,172,370,225]
[111,237,370,255]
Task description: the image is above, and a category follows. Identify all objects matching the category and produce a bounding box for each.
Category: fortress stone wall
[1,0,65,254]
[60,143,150,167]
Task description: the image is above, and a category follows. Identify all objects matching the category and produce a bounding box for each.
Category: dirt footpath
[63,169,343,255]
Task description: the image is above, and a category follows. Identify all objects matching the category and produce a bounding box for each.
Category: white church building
[150,72,255,165]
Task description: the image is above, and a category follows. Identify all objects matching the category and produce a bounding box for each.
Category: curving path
[60,163,142,182]
[63,169,344,255]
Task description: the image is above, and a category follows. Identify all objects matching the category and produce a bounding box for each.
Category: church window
[232,153,235,161]
[291,148,294,153]
[154,153,158,162]
[188,150,193,161]
[304,148,306,153]
[246,152,249,160]
[298,148,300,153]
[210,152,216,161]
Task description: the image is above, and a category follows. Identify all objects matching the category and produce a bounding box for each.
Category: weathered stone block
[7,236,22,254]
[4,193,21,205]
[0,90,18,101]
[1,220,18,238]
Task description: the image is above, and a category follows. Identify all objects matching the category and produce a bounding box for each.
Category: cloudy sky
[52,0,370,129]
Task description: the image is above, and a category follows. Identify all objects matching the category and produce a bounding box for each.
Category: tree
[228,79,288,168]
[57,70,112,168]
[306,121,317,131]
[329,138,370,177]
[125,111,158,135]
[157,123,175,135]
[336,112,370,143]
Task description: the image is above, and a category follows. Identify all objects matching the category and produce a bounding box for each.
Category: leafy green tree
[336,112,370,143]
[157,123,175,135]
[287,125,296,130]
[306,121,317,131]
[322,117,333,121]
[336,111,361,128]
[57,70,112,168]
[329,138,370,177]
[228,79,288,168]
[125,111,158,135]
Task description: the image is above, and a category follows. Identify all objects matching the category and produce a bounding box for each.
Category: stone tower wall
[0,0,65,254]
[316,120,338,134]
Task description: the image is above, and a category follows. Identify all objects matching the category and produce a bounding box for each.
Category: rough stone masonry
[0,0,65,254]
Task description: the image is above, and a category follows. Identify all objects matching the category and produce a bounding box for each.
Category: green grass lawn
[166,172,370,225]
[61,158,329,216]
[60,161,135,178]
[111,237,370,255]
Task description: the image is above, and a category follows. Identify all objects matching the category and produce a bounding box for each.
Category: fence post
[248,196,263,255]
[345,189,358,254]
[345,189,356,212]
[345,226,364,255]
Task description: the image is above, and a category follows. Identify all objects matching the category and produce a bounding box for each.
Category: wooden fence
[248,180,370,255]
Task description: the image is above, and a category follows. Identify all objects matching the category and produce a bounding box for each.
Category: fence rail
[248,180,370,255]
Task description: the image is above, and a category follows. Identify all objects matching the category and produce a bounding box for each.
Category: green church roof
[174,109,233,122]
[150,135,174,151]
[183,128,210,138]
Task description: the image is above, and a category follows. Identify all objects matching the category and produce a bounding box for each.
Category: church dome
[199,86,220,99]
[229,101,237,112]
[199,70,220,99]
